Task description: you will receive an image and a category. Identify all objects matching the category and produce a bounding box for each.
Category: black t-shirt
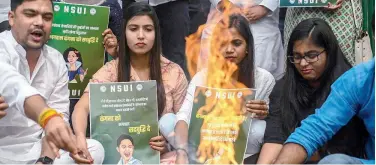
[264,78,368,159]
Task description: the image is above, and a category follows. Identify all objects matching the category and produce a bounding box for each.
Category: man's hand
[44,116,78,158]
[102,28,118,58]
[150,136,167,153]
[175,149,189,164]
[0,96,8,119]
[273,143,307,164]
[243,5,269,23]
[324,0,343,10]
[69,135,94,164]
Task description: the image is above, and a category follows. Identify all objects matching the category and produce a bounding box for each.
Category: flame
[185,1,250,164]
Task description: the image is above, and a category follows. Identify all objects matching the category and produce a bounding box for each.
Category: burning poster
[48,2,109,98]
[89,81,160,164]
[188,86,256,164]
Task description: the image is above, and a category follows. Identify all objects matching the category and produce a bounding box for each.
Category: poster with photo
[48,2,109,98]
[89,81,160,164]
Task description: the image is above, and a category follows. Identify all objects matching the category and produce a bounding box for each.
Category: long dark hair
[282,18,351,132]
[211,14,255,88]
[118,2,165,117]
[282,18,367,157]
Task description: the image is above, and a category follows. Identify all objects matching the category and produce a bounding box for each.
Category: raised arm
[274,62,373,164]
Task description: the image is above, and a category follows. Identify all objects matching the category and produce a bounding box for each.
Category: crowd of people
[0,0,374,164]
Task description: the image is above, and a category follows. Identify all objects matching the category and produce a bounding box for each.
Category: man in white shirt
[0,0,104,164]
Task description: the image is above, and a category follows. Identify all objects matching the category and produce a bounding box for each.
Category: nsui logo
[205,90,212,97]
[289,0,296,4]
[100,86,107,92]
[237,92,243,98]
[90,8,96,15]
[54,5,60,12]
[136,84,143,91]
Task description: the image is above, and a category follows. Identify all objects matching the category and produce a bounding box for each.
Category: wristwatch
[36,156,54,164]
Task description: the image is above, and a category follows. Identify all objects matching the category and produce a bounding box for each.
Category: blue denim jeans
[319,154,363,164]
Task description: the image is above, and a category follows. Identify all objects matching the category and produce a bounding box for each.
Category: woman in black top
[257,18,368,164]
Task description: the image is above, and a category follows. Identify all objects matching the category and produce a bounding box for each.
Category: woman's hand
[102,28,118,58]
[69,135,94,164]
[242,5,269,23]
[245,100,269,119]
[324,0,343,10]
[149,135,168,154]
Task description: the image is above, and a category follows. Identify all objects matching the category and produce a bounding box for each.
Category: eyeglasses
[288,50,325,64]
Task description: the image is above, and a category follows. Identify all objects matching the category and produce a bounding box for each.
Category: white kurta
[200,0,285,80]
[0,30,69,163]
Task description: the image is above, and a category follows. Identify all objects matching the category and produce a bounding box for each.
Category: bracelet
[41,114,62,128]
[176,147,189,156]
[38,108,62,128]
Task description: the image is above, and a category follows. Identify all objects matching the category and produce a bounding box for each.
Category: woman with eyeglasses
[256,18,368,164]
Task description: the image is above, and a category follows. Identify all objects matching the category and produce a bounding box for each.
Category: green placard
[188,86,256,164]
[48,2,109,99]
[89,81,160,164]
[280,0,336,7]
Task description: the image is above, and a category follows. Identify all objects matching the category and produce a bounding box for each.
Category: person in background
[0,0,104,164]
[188,0,211,35]
[283,0,370,65]
[273,58,375,164]
[72,2,188,164]
[199,0,285,80]
[122,0,190,79]
[257,18,368,164]
[278,8,287,45]
[175,14,275,164]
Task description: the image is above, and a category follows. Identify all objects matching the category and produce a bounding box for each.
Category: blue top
[286,59,375,164]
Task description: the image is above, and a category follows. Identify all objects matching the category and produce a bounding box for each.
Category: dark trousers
[154,0,190,79]
[278,8,287,46]
[188,0,211,35]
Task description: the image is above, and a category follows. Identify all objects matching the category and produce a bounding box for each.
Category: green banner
[89,81,160,164]
[48,2,109,99]
[280,0,336,7]
[188,86,255,164]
